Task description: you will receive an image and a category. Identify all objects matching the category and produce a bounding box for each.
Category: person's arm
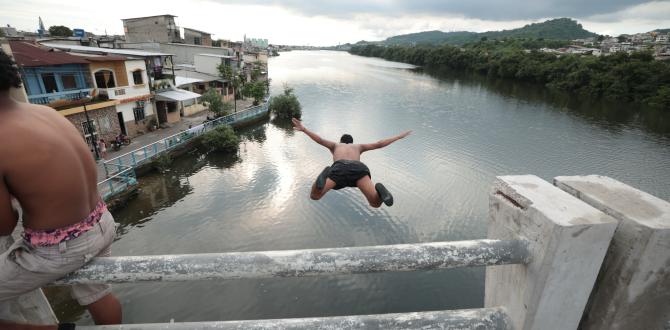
[359,130,412,153]
[292,118,336,151]
[0,176,18,236]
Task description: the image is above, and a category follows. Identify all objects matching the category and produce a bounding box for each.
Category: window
[194,37,201,45]
[133,101,146,122]
[61,74,78,90]
[94,70,116,88]
[41,73,58,93]
[132,70,144,85]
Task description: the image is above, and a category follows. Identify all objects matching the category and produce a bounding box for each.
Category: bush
[153,153,173,173]
[202,125,240,152]
[201,89,226,117]
[269,86,302,119]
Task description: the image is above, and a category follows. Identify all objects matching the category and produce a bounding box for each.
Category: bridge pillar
[485,175,617,330]
[555,175,670,330]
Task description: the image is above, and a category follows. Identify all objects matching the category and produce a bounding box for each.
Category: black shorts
[328,160,371,190]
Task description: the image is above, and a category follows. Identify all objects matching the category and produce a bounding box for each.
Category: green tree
[202,125,240,152]
[48,25,73,37]
[200,89,225,117]
[242,81,267,105]
[269,85,302,119]
[217,62,241,112]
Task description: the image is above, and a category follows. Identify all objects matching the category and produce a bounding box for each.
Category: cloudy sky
[1,0,669,46]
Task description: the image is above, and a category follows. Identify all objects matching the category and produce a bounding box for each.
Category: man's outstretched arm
[359,130,412,153]
[292,118,336,151]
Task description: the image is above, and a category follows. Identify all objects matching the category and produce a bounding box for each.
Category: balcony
[27,88,94,108]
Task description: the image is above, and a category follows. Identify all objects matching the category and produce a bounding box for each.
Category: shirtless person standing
[292,118,411,208]
[0,51,121,325]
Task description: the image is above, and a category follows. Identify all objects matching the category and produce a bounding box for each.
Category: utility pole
[81,91,100,160]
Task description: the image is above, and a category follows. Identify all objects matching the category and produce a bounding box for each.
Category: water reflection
[422,66,670,138]
[271,117,298,136]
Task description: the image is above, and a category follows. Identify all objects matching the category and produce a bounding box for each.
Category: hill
[383,18,598,45]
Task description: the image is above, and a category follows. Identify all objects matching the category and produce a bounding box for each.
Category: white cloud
[0,0,668,46]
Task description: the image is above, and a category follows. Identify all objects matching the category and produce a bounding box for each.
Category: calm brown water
[50,50,670,324]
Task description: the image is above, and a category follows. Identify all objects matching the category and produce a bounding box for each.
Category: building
[0,24,20,37]
[76,53,155,137]
[9,41,121,150]
[174,68,229,116]
[656,34,669,43]
[194,53,241,76]
[122,14,181,43]
[183,28,212,47]
[39,43,199,127]
[119,42,233,65]
[245,37,268,49]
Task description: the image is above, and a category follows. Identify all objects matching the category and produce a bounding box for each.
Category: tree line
[349,40,670,110]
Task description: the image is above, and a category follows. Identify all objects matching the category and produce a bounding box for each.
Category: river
[51,50,670,324]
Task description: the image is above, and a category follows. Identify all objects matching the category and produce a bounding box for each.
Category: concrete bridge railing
[5,175,669,330]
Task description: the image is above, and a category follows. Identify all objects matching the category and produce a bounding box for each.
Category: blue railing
[27,88,93,105]
[97,166,138,200]
[97,101,270,200]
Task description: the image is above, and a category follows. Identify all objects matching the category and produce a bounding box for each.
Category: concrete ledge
[486,175,617,330]
[554,175,670,330]
[53,240,529,285]
[78,308,512,330]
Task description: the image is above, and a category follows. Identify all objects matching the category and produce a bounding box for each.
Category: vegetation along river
[51,50,670,324]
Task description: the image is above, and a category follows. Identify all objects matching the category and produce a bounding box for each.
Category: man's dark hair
[0,50,22,92]
[340,134,353,144]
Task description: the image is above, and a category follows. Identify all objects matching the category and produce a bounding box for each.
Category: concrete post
[554,175,670,330]
[485,175,617,330]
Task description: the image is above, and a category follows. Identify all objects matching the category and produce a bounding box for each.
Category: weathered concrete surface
[54,239,529,285]
[0,235,58,324]
[78,308,512,330]
[555,175,670,330]
[485,175,617,330]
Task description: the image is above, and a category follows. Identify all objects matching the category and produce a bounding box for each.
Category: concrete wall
[485,175,617,330]
[554,175,670,330]
[183,28,212,47]
[194,55,222,76]
[65,105,121,144]
[123,16,180,43]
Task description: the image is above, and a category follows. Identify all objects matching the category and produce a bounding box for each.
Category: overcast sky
[1,0,669,46]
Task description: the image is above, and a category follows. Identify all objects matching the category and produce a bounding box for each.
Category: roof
[155,89,201,102]
[41,43,174,57]
[9,41,90,67]
[197,53,235,59]
[175,77,203,86]
[122,14,177,21]
[69,53,128,62]
[183,27,211,35]
[174,70,224,86]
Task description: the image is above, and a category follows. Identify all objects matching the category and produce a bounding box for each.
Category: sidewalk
[97,99,257,182]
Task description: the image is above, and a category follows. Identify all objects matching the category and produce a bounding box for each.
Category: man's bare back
[292,118,410,207]
[0,100,99,233]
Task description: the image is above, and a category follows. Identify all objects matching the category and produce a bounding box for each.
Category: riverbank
[349,43,670,110]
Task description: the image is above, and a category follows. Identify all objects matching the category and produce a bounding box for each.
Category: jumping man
[292,118,411,207]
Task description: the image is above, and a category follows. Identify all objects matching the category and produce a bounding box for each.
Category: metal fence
[97,166,138,200]
[97,102,269,200]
